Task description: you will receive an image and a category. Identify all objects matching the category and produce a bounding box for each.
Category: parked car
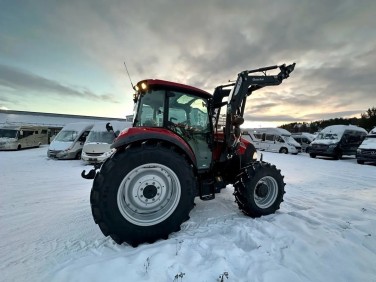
[308,125,367,160]
[291,132,315,152]
[81,121,132,164]
[47,122,94,159]
[356,127,376,165]
[242,127,301,154]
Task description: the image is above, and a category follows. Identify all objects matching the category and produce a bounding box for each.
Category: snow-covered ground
[1,146,375,282]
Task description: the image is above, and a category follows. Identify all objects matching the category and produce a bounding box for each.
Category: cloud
[0,64,119,103]
[301,110,364,121]
[1,0,375,121]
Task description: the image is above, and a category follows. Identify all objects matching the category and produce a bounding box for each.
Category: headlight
[328,144,336,148]
[140,82,147,90]
[357,148,361,153]
[252,152,258,160]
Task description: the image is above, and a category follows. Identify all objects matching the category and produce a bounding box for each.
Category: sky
[0,0,375,127]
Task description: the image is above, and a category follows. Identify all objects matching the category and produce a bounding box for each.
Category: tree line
[280,107,376,134]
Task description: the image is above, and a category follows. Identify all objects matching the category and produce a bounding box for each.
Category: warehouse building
[0,109,132,142]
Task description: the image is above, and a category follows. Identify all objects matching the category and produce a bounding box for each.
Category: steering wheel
[167,119,191,139]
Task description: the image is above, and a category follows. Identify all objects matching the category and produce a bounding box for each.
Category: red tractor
[83,63,295,246]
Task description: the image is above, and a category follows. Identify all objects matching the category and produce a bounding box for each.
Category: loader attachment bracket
[81,163,102,179]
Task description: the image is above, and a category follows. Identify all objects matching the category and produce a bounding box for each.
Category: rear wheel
[234,162,285,217]
[309,153,316,158]
[357,160,364,164]
[90,144,196,246]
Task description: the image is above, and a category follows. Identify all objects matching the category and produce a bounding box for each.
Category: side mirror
[18,130,24,139]
[106,123,114,132]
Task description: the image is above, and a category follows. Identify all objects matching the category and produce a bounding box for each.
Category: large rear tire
[234,162,285,217]
[90,144,196,247]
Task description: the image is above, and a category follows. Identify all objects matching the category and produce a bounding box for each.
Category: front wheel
[75,151,82,160]
[90,144,196,246]
[234,162,285,217]
[333,150,342,160]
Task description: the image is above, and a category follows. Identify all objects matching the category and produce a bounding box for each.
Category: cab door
[167,91,212,170]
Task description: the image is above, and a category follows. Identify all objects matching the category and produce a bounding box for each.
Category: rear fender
[111,127,197,167]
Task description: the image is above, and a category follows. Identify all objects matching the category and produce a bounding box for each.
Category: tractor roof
[137,79,212,99]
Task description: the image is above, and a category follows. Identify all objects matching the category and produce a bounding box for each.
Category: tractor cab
[132,79,213,170]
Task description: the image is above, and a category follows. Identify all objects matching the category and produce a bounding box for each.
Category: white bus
[242,127,301,154]
[0,125,49,150]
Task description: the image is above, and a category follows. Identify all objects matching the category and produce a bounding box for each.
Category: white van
[291,132,315,152]
[0,125,48,150]
[242,127,301,154]
[82,121,132,164]
[356,127,376,164]
[308,125,367,159]
[47,122,94,160]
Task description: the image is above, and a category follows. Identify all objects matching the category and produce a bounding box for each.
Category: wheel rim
[254,176,278,209]
[117,163,181,226]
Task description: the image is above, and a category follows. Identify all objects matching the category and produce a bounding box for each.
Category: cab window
[167,91,210,133]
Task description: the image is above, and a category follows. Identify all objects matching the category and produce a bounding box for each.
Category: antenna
[123,61,135,90]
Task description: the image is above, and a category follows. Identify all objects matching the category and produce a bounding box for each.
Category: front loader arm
[223,63,295,152]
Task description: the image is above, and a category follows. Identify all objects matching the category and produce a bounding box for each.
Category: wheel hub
[253,176,279,209]
[117,163,181,226]
[143,185,158,199]
[256,183,269,198]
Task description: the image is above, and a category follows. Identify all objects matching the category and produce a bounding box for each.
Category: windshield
[54,130,78,142]
[169,92,210,132]
[86,131,116,144]
[317,133,339,140]
[283,136,296,144]
[0,129,18,138]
